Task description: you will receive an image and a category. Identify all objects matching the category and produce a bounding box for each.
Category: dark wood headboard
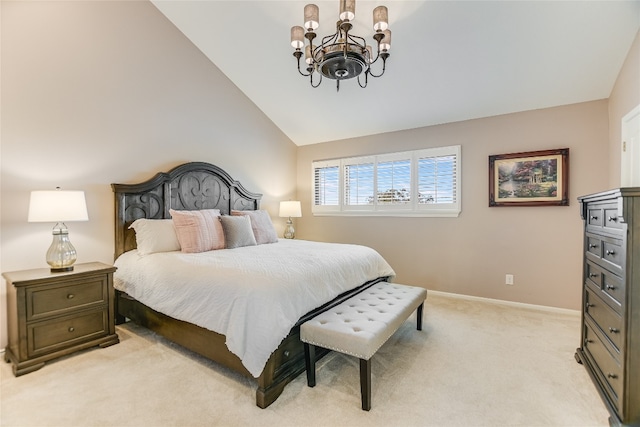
[111,162,262,259]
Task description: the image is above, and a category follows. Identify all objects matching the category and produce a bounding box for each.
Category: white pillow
[129,219,181,255]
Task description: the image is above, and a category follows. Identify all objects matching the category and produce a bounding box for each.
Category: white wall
[0,1,297,349]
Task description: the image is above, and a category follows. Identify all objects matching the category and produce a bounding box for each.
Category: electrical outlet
[506,274,514,285]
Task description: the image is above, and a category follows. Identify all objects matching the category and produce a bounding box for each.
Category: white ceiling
[152,1,640,146]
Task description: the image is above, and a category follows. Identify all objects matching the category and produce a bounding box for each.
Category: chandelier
[290,1,391,91]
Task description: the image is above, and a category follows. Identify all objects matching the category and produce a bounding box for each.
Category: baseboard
[427,290,580,316]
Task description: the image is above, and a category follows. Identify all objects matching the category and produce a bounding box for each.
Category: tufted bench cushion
[300,282,427,410]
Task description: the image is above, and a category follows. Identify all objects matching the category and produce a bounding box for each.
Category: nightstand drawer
[29,309,108,357]
[27,277,107,321]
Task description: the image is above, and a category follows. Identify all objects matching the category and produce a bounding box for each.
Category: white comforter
[113,239,395,377]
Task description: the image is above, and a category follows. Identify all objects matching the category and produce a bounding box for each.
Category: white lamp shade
[28,190,89,222]
[279,201,302,218]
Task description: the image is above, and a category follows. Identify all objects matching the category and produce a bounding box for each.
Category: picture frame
[489,148,569,207]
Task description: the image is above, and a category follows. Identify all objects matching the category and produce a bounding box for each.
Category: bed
[111,162,394,408]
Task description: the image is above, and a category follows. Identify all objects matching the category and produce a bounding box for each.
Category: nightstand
[3,262,119,376]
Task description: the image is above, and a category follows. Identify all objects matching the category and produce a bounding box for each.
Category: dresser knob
[607,216,617,222]
[606,250,616,256]
[283,350,290,358]
[589,273,598,278]
[68,327,75,332]
[608,327,619,334]
[67,294,75,299]
[584,338,593,345]
[606,285,615,291]
[588,244,598,249]
[590,216,598,220]
[607,373,618,379]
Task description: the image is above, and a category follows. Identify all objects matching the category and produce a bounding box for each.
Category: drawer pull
[67,294,75,299]
[608,327,619,334]
[588,244,598,249]
[607,373,618,379]
[606,250,616,256]
[284,350,290,358]
[584,338,593,345]
[605,285,616,291]
[68,327,75,333]
[607,216,618,222]
[590,215,598,221]
[585,303,594,309]
[589,273,598,278]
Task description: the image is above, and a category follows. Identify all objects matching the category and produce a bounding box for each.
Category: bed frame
[112,162,387,408]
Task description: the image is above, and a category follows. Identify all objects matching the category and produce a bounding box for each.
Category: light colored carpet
[0,292,610,427]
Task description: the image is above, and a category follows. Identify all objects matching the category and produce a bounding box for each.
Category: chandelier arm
[367,61,386,78]
[357,72,368,88]
[310,72,322,88]
[346,33,367,48]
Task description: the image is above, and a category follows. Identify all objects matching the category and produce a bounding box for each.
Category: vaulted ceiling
[152,1,640,146]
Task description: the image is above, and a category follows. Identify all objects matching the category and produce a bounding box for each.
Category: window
[312,145,461,217]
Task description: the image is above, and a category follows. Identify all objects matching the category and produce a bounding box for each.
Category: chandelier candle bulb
[380,29,391,51]
[304,4,319,31]
[373,6,388,31]
[339,0,355,21]
[291,26,305,49]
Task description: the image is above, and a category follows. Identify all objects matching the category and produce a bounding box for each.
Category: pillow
[231,210,278,245]
[128,219,181,255]
[220,215,257,249]
[170,209,225,253]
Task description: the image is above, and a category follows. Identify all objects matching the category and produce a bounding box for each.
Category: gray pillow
[220,215,257,249]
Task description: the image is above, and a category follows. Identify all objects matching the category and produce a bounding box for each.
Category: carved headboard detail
[112,162,262,259]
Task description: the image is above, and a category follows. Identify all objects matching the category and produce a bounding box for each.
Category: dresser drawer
[27,276,107,321]
[585,289,624,354]
[584,320,623,413]
[585,260,625,313]
[586,202,624,235]
[585,232,624,275]
[28,309,108,357]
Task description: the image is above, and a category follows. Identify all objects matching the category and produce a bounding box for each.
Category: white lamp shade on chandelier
[28,189,89,272]
[279,201,302,239]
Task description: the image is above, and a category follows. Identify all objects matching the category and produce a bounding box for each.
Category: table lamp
[279,201,302,239]
[28,188,89,272]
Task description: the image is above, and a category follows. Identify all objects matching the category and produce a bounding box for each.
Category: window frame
[312,145,461,217]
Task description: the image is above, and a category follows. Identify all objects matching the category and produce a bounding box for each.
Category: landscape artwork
[489,148,569,207]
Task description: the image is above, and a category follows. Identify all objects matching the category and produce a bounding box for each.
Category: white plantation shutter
[344,161,374,206]
[418,154,457,204]
[312,145,461,217]
[313,160,340,210]
[377,158,411,205]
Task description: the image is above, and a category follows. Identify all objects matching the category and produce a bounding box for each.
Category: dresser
[3,262,119,376]
[575,188,640,426]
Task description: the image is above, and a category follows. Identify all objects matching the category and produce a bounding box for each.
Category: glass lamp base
[283,218,295,239]
[47,223,77,273]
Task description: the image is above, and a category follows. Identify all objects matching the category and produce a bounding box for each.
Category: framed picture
[489,148,569,207]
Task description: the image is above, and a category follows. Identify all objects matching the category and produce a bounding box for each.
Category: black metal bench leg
[360,358,371,411]
[304,343,316,387]
[416,302,424,331]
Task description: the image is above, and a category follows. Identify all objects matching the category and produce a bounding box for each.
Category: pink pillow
[231,210,278,245]
[170,209,225,253]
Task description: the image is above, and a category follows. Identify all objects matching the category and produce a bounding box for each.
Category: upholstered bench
[300,282,427,411]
